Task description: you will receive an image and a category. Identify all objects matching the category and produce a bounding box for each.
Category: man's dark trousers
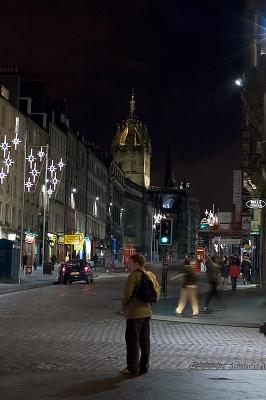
[204,281,218,308]
[125,317,150,373]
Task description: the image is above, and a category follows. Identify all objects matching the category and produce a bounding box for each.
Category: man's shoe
[119,368,138,375]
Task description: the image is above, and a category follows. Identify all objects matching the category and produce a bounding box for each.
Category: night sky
[0,0,245,213]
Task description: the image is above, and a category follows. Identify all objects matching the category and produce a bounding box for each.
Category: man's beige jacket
[122,267,153,319]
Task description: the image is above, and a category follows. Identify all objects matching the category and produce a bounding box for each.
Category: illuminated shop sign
[246,199,266,209]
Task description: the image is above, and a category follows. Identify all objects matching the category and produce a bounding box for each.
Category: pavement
[2,370,266,400]
[0,263,266,328]
[152,285,266,328]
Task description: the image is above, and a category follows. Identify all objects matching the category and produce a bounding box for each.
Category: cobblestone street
[1,276,266,376]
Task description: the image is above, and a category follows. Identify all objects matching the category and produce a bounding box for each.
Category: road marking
[171,273,184,281]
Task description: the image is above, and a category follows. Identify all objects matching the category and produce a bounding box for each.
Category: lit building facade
[0,92,26,245]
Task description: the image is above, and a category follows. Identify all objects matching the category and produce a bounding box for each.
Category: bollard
[161,265,168,297]
[260,322,266,336]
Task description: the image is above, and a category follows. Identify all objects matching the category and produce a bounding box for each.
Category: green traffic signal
[160,218,173,245]
[200,223,207,230]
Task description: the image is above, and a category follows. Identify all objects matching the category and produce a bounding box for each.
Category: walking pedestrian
[33,255,37,270]
[220,256,229,290]
[119,253,159,376]
[203,255,222,311]
[22,252,28,270]
[184,255,190,265]
[50,254,57,271]
[175,262,199,316]
[229,256,240,291]
[92,254,98,270]
[240,255,252,284]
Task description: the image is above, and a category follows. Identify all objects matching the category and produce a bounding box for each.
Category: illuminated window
[15,116,19,134]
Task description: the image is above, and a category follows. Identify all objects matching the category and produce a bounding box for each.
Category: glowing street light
[235,78,243,87]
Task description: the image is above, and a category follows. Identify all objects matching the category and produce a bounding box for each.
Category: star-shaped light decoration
[205,209,209,216]
[30,163,40,183]
[48,160,57,177]
[57,158,65,172]
[0,167,7,184]
[3,152,14,173]
[51,174,59,190]
[26,149,36,169]
[25,177,33,192]
[47,186,54,198]
[37,147,45,162]
[12,133,21,150]
[0,135,10,158]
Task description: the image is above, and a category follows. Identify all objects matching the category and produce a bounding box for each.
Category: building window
[15,116,19,134]
[1,105,5,127]
[5,204,9,225]
[18,209,22,229]
[11,207,16,227]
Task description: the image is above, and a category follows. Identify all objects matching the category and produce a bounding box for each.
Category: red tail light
[84,266,89,272]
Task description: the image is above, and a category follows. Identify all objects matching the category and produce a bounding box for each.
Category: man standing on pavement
[120,253,155,376]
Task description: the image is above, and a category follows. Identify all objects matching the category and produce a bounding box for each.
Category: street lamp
[235,78,243,87]
[151,211,165,262]
[21,144,65,278]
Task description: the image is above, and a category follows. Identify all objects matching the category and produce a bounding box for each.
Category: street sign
[64,234,81,245]
[246,199,266,209]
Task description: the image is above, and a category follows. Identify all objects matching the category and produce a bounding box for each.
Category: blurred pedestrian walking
[22,252,28,270]
[229,256,240,291]
[240,255,252,284]
[220,256,229,290]
[203,255,223,311]
[175,262,199,316]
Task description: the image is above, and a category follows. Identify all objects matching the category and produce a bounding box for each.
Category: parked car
[58,259,94,285]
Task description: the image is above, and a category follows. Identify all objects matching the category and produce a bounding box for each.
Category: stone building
[238,0,266,285]
[0,87,26,245]
[148,147,199,259]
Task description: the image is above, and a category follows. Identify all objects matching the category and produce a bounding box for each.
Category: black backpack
[134,270,158,303]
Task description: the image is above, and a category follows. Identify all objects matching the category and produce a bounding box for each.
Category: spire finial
[130,88,135,115]
[164,144,176,188]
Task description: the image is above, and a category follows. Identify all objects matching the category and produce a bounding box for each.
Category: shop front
[24,233,37,270]
[84,236,92,261]
[57,234,65,262]
[47,233,57,261]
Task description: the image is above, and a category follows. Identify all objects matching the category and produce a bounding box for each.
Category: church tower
[112,90,151,188]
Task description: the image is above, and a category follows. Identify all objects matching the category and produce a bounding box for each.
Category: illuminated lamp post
[151,211,165,263]
[23,143,65,277]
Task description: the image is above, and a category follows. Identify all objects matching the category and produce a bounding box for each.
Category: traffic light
[199,223,208,230]
[160,218,173,245]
